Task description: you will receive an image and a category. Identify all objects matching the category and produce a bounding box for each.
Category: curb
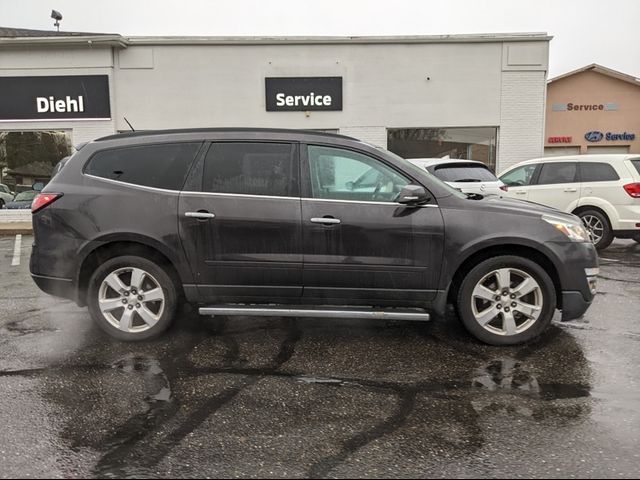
[0,222,33,236]
[0,229,33,236]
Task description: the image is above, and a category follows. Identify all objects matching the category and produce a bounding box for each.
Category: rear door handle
[310,217,341,225]
[515,191,527,195]
[185,211,216,219]
[564,188,578,193]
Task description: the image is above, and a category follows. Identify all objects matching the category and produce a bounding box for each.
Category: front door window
[307,145,409,203]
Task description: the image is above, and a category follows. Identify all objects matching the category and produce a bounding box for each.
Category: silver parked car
[0,183,15,208]
[407,158,506,197]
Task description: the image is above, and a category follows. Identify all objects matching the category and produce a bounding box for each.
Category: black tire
[577,209,613,250]
[633,233,640,244]
[87,255,178,341]
[457,255,557,346]
[0,199,4,209]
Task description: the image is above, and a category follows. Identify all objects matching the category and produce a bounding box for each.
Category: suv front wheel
[87,255,178,341]
[457,255,556,346]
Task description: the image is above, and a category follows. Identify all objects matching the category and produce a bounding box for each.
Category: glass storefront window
[0,131,73,189]
[387,127,498,172]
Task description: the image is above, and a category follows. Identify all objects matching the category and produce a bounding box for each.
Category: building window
[387,127,498,172]
[0,130,72,189]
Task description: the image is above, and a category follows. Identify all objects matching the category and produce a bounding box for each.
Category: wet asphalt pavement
[1,236,639,479]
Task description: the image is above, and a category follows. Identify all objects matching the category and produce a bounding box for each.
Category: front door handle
[185,211,216,219]
[310,217,341,225]
[564,188,578,193]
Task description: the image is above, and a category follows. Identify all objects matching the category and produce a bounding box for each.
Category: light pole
[51,10,63,32]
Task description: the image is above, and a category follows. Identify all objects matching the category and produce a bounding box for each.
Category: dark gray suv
[30,129,599,345]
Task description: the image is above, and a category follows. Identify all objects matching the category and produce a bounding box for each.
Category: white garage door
[586,145,630,154]
[544,146,580,156]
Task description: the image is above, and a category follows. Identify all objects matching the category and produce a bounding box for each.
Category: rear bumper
[613,229,640,239]
[31,273,77,304]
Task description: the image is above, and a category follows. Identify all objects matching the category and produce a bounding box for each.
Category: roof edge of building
[548,63,640,87]
[0,31,552,48]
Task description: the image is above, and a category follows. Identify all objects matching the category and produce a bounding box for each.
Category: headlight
[542,215,590,242]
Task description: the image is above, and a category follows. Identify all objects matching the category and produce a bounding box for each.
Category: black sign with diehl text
[0,75,111,121]
[266,77,342,112]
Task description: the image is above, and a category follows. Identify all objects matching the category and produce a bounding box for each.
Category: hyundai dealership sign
[585,130,636,142]
[265,77,342,111]
[0,75,111,121]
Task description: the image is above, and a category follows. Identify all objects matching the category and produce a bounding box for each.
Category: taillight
[499,185,508,192]
[31,193,63,214]
[623,183,640,198]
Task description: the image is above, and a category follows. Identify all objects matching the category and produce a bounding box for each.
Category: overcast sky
[1,0,639,78]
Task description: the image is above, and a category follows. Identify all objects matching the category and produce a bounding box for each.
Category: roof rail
[95,127,357,142]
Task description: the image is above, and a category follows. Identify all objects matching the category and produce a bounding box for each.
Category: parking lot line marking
[11,234,22,266]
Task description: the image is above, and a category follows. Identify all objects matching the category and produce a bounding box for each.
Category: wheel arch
[76,237,185,307]
[572,203,614,227]
[446,244,563,310]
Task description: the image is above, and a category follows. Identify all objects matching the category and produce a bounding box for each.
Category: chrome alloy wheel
[98,267,165,333]
[581,215,604,245]
[471,268,543,336]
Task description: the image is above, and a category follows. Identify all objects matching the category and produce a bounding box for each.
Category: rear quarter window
[631,159,640,176]
[85,142,201,190]
[579,162,620,182]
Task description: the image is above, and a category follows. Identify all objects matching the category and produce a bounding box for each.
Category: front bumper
[561,291,593,321]
[544,241,598,321]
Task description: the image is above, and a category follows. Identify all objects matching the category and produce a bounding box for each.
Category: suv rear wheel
[577,209,613,250]
[87,255,177,341]
[632,232,640,244]
[457,255,556,346]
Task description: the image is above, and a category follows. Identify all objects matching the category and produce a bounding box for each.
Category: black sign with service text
[266,77,342,112]
[0,75,111,121]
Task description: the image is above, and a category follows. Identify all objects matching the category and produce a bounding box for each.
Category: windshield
[432,164,498,183]
[0,184,10,194]
[14,191,37,202]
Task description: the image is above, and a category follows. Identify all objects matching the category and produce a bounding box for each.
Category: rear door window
[579,162,620,182]
[431,164,497,183]
[85,142,201,190]
[536,162,578,185]
[203,142,299,197]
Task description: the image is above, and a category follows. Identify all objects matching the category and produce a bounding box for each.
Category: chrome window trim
[180,190,299,200]
[83,174,181,195]
[82,175,439,207]
[302,197,439,207]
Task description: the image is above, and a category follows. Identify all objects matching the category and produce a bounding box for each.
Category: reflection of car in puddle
[471,356,591,422]
[472,358,540,396]
[112,355,172,403]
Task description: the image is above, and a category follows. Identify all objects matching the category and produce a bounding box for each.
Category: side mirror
[345,181,355,191]
[397,184,430,205]
[32,182,45,192]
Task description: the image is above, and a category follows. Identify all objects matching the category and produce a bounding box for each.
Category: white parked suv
[499,155,640,249]
[408,158,506,197]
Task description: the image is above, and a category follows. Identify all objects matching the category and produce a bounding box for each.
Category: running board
[198,305,430,321]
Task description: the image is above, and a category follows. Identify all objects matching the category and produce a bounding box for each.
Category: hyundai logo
[585,131,604,142]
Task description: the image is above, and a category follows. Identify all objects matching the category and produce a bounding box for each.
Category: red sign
[548,136,572,143]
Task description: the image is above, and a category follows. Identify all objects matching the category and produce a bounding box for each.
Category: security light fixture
[51,10,63,32]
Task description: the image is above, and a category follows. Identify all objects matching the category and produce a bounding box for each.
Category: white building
[0,27,551,174]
